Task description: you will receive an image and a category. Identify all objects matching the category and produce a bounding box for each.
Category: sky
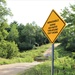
[7,0,75,27]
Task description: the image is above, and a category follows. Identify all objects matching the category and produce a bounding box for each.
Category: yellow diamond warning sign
[42,10,66,43]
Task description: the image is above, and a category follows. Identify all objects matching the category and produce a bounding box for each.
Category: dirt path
[43,43,60,56]
[0,62,42,75]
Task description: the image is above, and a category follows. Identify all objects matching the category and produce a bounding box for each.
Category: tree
[0,0,19,59]
[0,21,8,41]
[18,23,36,50]
[17,22,49,51]
[35,25,49,46]
[7,22,19,42]
[0,0,12,41]
[58,4,75,52]
[0,0,12,23]
[0,40,19,59]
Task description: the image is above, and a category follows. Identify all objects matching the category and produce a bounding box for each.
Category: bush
[0,40,19,59]
[18,42,33,51]
[71,52,75,59]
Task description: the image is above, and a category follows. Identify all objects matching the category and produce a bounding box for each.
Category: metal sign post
[51,44,54,75]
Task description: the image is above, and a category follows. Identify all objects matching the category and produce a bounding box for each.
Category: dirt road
[0,62,42,75]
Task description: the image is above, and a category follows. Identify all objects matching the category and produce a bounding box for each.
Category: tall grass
[19,58,75,75]
[0,43,51,65]
[19,61,51,75]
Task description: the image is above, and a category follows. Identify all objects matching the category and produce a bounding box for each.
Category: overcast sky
[7,0,75,27]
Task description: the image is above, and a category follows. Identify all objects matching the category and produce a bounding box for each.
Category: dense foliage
[58,4,75,52]
[0,21,49,58]
[0,0,49,58]
[0,40,19,58]
[0,0,18,59]
[7,21,49,51]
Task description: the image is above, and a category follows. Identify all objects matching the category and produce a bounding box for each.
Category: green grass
[19,44,75,75]
[0,43,51,65]
[18,61,51,75]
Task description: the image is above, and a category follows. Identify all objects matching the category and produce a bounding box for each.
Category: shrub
[0,40,19,59]
[18,42,33,51]
[71,52,75,59]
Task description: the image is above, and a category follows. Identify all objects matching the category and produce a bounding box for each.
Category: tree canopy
[58,4,75,52]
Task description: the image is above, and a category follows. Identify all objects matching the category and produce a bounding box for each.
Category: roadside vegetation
[0,43,51,65]
[19,45,75,75]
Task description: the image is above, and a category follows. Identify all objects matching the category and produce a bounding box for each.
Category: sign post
[51,44,54,75]
[42,9,66,75]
